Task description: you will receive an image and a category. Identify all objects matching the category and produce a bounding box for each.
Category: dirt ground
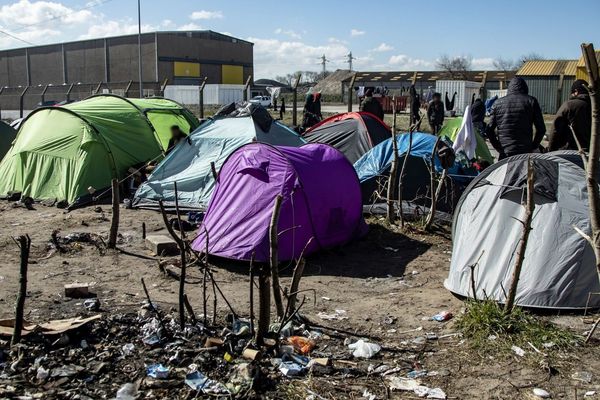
[0,202,599,399]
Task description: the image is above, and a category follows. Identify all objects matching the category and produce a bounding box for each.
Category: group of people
[485,77,591,159]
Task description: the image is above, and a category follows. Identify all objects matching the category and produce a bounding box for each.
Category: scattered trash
[432,311,453,322]
[383,315,397,325]
[427,388,447,399]
[321,296,331,301]
[362,388,376,400]
[584,391,596,397]
[287,336,316,355]
[279,361,305,377]
[348,340,381,358]
[36,366,49,380]
[387,376,446,398]
[407,370,428,379]
[511,345,526,357]
[317,309,348,321]
[83,298,100,311]
[116,383,138,400]
[383,246,399,252]
[572,371,593,383]
[121,343,135,356]
[533,388,550,398]
[146,363,170,379]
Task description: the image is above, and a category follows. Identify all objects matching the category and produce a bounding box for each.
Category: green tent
[0,120,17,160]
[439,117,494,164]
[0,95,198,207]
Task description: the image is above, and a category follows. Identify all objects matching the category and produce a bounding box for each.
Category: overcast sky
[1,0,599,79]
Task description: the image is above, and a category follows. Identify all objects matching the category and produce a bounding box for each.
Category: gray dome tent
[445,151,600,309]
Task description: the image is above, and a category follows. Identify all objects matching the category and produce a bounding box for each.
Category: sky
[1,0,599,79]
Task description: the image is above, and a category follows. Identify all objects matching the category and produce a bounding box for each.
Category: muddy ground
[0,203,599,399]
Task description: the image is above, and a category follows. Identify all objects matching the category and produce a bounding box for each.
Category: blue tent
[354,132,476,209]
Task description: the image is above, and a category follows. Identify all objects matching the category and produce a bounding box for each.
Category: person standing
[485,77,546,159]
[360,89,385,120]
[427,92,445,134]
[409,84,421,127]
[279,97,286,120]
[548,79,591,151]
[471,97,487,138]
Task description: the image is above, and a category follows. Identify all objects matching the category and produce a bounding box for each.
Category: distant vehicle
[35,100,59,108]
[249,96,272,107]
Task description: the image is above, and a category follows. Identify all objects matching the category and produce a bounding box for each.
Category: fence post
[347,73,357,112]
[243,75,252,102]
[124,80,133,97]
[199,77,207,119]
[292,73,301,127]
[40,84,49,104]
[0,86,4,120]
[65,83,74,102]
[19,86,29,118]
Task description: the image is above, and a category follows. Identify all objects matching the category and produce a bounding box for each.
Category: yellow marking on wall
[222,65,243,84]
[174,62,200,77]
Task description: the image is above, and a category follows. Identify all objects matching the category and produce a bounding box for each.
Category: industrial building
[0,30,253,113]
[341,70,516,102]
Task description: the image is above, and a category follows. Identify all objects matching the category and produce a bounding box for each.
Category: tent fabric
[445,151,600,309]
[0,95,190,206]
[439,117,494,164]
[451,105,477,160]
[304,112,391,164]
[354,132,476,209]
[133,116,305,211]
[192,143,366,262]
[0,120,17,160]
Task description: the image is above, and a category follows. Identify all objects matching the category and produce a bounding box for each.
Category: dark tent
[354,132,477,210]
[303,112,391,163]
[0,120,17,160]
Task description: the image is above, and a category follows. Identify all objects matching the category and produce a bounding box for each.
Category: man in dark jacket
[471,98,486,138]
[427,92,445,134]
[360,89,385,120]
[485,77,546,159]
[548,79,591,152]
[409,84,421,127]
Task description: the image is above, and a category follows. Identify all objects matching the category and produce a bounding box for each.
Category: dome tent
[133,105,305,211]
[304,112,391,163]
[445,152,600,309]
[0,95,193,207]
[438,117,494,164]
[0,120,17,160]
[354,132,476,209]
[192,143,366,262]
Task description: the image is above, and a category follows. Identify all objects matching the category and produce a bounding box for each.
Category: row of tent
[1,98,599,309]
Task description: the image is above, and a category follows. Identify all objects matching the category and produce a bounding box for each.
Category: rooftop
[517,60,578,76]
[341,70,515,83]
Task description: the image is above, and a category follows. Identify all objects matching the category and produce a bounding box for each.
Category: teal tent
[0,121,17,160]
[133,115,305,210]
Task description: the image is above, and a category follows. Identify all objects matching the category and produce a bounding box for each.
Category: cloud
[350,29,365,37]
[79,19,156,39]
[178,23,203,31]
[274,28,302,39]
[248,36,350,79]
[471,57,495,70]
[190,10,223,20]
[372,43,393,52]
[388,54,434,70]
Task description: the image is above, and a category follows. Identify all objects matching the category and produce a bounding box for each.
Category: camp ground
[0,4,600,399]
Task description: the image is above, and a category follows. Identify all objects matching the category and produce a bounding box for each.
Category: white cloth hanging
[452,105,477,160]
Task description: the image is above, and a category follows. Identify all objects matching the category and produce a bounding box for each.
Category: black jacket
[427,99,444,126]
[486,77,546,157]
[548,94,591,152]
[471,99,486,124]
[361,96,385,121]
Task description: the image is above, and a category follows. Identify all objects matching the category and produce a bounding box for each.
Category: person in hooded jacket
[485,77,546,159]
[471,98,487,138]
[548,79,591,152]
[427,92,445,134]
[360,89,385,120]
[409,84,421,126]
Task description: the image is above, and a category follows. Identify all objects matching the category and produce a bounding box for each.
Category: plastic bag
[348,340,381,358]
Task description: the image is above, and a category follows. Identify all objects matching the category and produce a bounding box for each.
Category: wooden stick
[141,277,170,338]
[255,265,270,346]
[12,235,30,346]
[108,179,119,248]
[386,100,398,224]
[249,252,255,336]
[424,137,444,231]
[398,124,417,227]
[210,161,218,181]
[292,73,301,126]
[347,73,357,113]
[142,222,146,240]
[505,158,535,312]
[287,237,313,314]
[183,294,197,325]
[269,195,285,319]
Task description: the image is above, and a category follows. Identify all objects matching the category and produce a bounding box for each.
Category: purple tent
[192,143,366,262]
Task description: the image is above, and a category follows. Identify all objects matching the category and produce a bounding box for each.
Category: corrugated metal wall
[521,77,574,114]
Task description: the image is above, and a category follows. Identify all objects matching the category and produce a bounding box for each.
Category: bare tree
[436,55,472,79]
[493,57,520,72]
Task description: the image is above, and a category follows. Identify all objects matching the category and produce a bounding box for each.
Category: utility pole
[137,0,143,98]
[320,54,329,78]
[346,51,356,71]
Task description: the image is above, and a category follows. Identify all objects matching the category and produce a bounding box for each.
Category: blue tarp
[354,132,463,183]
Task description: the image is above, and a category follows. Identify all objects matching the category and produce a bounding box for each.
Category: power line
[0,29,35,46]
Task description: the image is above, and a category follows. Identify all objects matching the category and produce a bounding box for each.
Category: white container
[487,89,507,99]
[164,84,250,106]
[435,80,482,116]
